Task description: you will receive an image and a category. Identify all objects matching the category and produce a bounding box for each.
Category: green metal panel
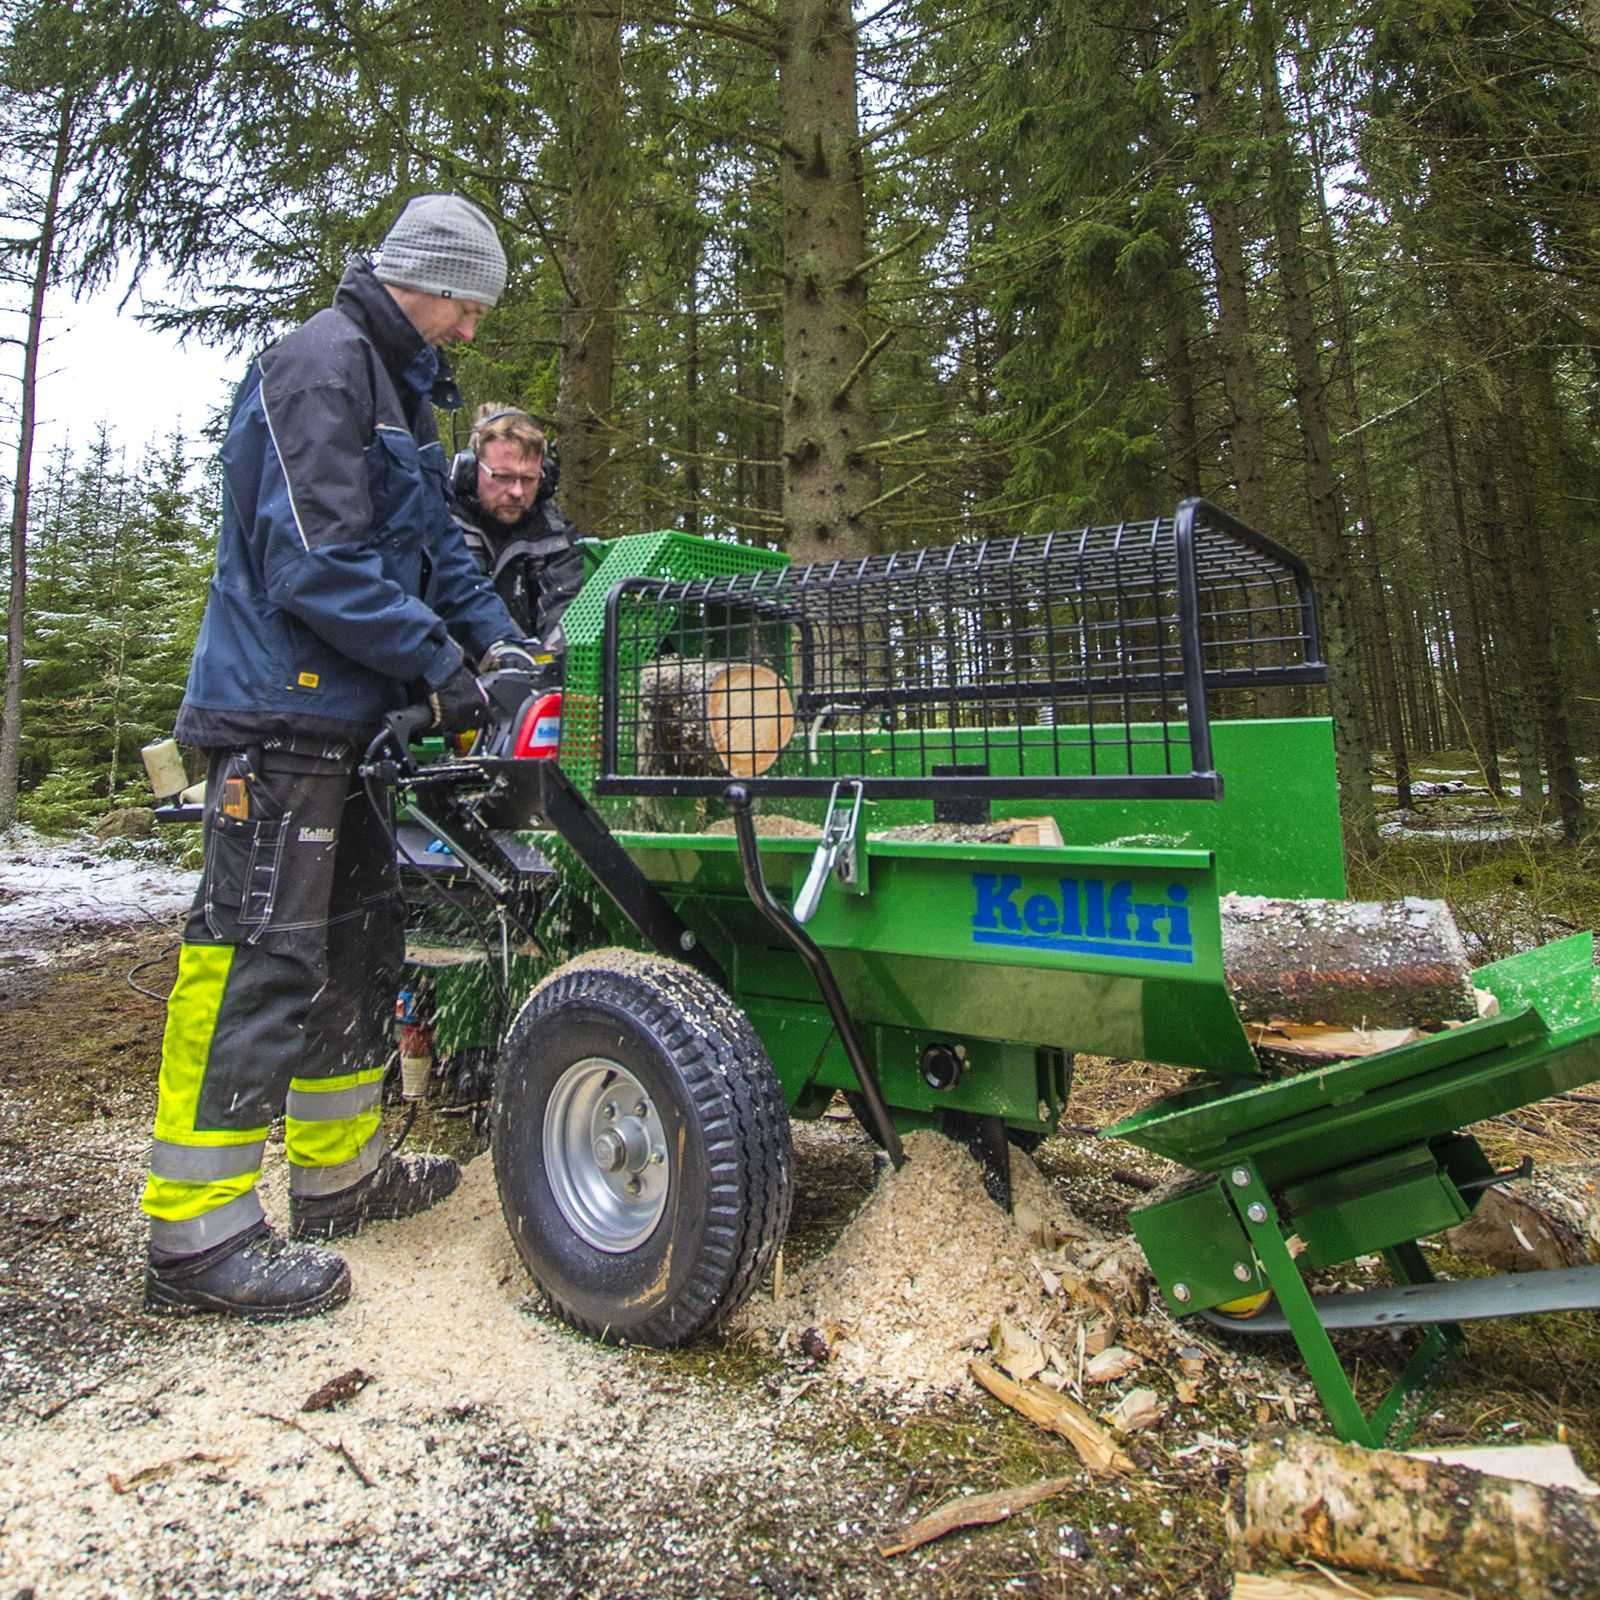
[618,831,1261,1078]
[1283,1146,1471,1268]
[1130,1181,1264,1314]
[558,532,788,790]
[779,717,1347,900]
[1104,932,1600,1184]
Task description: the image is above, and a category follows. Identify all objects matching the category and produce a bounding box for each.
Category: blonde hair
[470,403,546,459]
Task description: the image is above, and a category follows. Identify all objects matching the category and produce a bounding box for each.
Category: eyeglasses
[479,461,542,490]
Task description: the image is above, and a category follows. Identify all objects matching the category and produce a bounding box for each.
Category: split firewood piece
[1230,1432,1600,1595]
[969,1357,1137,1476]
[636,658,795,778]
[878,1474,1078,1558]
[990,1316,1048,1383]
[1246,1021,1423,1062]
[1231,1574,1468,1599]
[1443,1164,1600,1272]
[1083,1346,1142,1385]
[1221,895,1478,1029]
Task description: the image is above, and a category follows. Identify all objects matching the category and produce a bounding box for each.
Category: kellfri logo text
[970,873,1194,964]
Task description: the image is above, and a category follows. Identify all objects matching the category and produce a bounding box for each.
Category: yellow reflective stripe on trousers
[285,1067,386,1174]
[149,942,235,1146]
[141,943,271,1234]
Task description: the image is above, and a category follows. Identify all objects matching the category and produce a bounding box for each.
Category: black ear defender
[449,450,479,499]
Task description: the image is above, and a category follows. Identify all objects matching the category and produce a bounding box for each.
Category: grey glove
[429,664,490,734]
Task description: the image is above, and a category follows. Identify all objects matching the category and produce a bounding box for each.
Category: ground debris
[108,1450,239,1494]
[301,1367,375,1413]
[969,1357,1137,1475]
[877,1473,1077,1558]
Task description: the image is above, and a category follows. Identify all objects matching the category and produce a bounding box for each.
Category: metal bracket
[793,780,864,924]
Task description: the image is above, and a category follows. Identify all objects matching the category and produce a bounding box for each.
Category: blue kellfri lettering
[970,873,1195,964]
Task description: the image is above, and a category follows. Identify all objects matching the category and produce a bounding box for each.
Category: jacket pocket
[367,426,440,595]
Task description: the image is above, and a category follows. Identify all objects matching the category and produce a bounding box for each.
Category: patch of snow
[0,828,198,965]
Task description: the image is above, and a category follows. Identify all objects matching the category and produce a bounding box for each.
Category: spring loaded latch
[792,780,864,924]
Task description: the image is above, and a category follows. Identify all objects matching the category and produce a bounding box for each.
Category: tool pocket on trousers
[202,754,292,940]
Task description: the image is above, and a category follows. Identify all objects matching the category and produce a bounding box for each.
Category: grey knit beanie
[374,194,507,306]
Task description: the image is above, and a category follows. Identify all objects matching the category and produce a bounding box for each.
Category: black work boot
[145,1222,351,1321]
[289,1153,461,1241]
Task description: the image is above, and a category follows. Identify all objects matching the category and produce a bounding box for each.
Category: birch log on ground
[1229,1433,1600,1597]
[1443,1165,1600,1272]
[635,659,795,778]
[1220,895,1478,1029]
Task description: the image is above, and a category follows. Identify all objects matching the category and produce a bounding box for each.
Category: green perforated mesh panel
[560,533,789,790]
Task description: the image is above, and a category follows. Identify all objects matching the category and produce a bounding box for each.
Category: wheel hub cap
[544,1059,668,1252]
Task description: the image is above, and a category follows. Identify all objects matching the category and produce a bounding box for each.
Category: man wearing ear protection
[141,194,527,1322]
[445,404,585,651]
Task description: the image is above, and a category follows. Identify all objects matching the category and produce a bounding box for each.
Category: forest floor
[1,782,1598,1599]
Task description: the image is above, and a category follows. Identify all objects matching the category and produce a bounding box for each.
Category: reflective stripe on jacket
[175,257,517,748]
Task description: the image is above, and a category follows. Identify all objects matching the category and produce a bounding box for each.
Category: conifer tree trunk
[1496,349,1586,841]
[1435,373,1501,793]
[557,1,623,535]
[777,0,879,563]
[1252,0,1373,845]
[1,98,73,831]
[1297,48,1407,808]
[1186,0,1268,532]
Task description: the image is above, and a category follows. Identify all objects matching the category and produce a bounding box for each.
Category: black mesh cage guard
[596,499,1327,801]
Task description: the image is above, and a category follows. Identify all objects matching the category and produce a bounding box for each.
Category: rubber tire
[492,950,793,1348]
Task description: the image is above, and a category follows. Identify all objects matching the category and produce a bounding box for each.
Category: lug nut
[593,1130,626,1171]
[626,1176,642,1196]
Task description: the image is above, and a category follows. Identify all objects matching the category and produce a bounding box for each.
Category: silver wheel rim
[543,1057,669,1253]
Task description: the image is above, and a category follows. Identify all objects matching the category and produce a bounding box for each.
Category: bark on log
[1230,1433,1600,1597]
[636,659,795,778]
[1221,895,1477,1029]
[1443,1165,1600,1272]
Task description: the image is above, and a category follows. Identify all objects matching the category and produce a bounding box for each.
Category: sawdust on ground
[735,1129,1144,1395]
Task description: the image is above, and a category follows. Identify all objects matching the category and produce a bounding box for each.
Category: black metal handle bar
[723,783,905,1170]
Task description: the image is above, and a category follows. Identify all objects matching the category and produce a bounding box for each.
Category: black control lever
[385,702,436,751]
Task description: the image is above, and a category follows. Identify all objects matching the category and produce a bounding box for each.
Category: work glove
[478,638,543,673]
[428,663,490,734]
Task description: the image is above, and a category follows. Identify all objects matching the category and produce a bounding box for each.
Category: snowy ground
[0,830,198,970]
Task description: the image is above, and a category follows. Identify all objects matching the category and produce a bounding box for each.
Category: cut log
[1443,1166,1600,1273]
[1221,895,1477,1029]
[636,659,795,778]
[1230,1432,1600,1596]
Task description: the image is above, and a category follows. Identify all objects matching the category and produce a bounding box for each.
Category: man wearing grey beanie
[142,194,529,1321]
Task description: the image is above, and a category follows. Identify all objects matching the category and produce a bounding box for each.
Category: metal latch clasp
[793,780,864,924]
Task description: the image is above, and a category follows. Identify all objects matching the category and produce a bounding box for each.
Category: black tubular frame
[596,499,1327,803]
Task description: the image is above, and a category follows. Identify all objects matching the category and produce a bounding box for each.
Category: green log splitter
[370,498,1600,1446]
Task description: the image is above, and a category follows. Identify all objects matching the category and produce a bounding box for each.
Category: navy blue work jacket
[175,258,516,749]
